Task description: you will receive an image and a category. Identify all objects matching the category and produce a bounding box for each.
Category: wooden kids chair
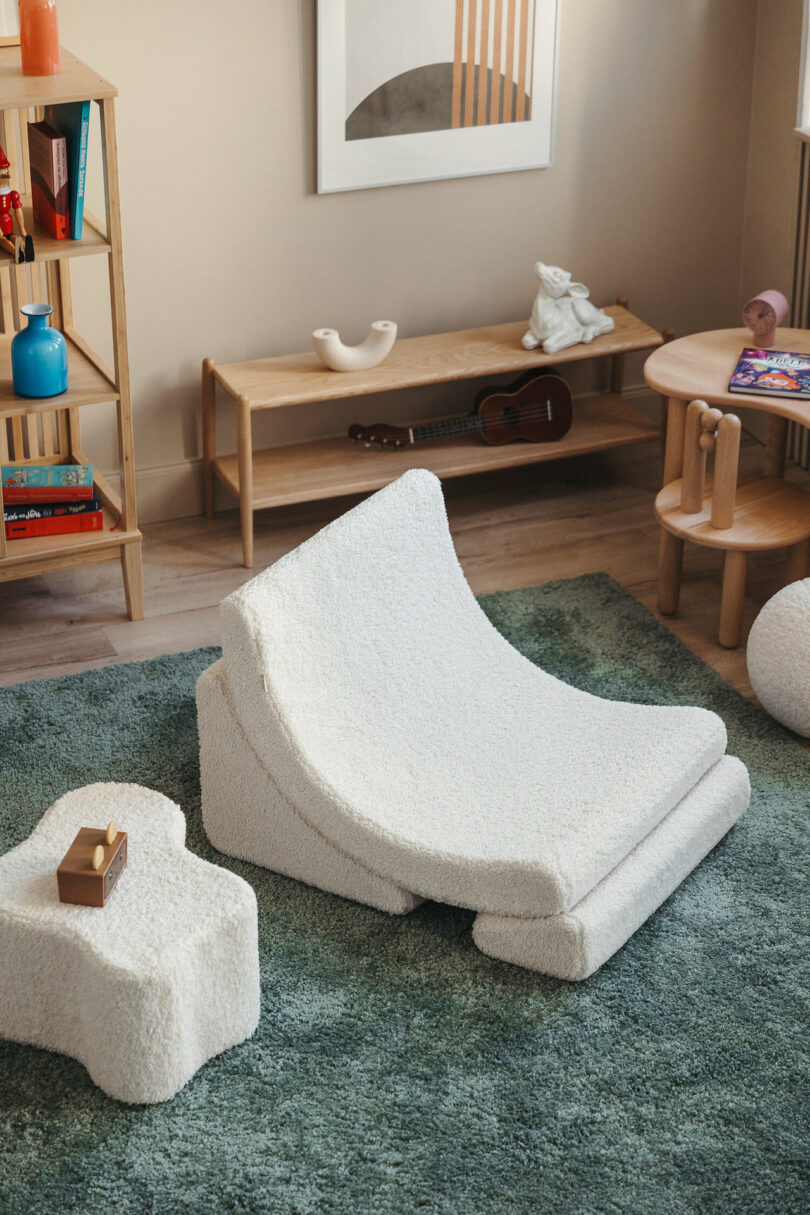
[655,399,810,648]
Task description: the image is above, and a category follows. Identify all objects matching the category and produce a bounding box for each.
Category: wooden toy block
[57,820,127,907]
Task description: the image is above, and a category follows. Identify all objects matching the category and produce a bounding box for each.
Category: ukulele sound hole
[500,405,520,427]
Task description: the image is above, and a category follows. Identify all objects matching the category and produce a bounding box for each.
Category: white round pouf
[747,578,810,737]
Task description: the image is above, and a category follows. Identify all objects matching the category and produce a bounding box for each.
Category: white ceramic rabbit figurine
[522,263,614,355]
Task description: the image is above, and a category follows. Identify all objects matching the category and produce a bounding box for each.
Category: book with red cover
[5,511,103,540]
[1,464,93,503]
[27,120,69,240]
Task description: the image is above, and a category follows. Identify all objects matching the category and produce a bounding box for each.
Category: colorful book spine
[5,511,103,540]
[2,495,102,523]
[45,101,90,240]
[28,120,69,240]
[1,463,94,504]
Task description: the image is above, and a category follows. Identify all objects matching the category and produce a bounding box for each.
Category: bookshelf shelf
[0,509,138,574]
[0,46,141,617]
[0,334,117,415]
[0,206,111,263]
[0,47,115,110]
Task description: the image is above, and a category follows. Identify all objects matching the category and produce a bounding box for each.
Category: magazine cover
[729,347,810,400]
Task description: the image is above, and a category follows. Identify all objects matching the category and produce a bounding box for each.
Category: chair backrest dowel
[681,400,710,513]
[711,413,742,530]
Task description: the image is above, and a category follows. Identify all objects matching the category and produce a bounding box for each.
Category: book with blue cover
[728,347,810,401]
[1,463,94,503]
[45,101,90,240]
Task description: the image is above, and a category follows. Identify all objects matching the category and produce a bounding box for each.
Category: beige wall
[739,0,804,308]
[735,0,804,443]
[58,0,761,522]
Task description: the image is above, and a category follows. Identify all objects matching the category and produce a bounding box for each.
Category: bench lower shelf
[211,391,660,511]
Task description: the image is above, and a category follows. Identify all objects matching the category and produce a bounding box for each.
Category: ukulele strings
[413,398,567,436]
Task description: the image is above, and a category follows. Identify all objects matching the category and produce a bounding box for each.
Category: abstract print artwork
[318,0,558,192]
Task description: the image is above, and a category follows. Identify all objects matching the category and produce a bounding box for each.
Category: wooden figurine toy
[57,820,128,907]
[0,146,34,263]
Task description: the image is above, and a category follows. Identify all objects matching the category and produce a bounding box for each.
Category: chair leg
[718,550,747,648]
[658,529,684,615]
[785,538,808,586]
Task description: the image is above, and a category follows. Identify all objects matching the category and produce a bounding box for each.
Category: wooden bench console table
[203,302,664,567]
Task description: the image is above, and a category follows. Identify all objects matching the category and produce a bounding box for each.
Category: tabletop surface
[212,306,662,410]
[644,327,810,426]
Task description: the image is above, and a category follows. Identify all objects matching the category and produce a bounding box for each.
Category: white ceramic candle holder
[312,320,397,372]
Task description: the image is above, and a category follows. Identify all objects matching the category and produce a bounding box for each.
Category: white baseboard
[129,459,204,526]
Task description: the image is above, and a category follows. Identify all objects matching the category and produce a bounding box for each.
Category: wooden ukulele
[348,369,573,450]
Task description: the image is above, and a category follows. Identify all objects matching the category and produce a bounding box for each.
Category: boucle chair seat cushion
[0,783,260,1103]
[199,469,748,978]
[198,658,748,979]
[747,577,810,737]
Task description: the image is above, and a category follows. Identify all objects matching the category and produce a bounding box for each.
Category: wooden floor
[0,437,807,748]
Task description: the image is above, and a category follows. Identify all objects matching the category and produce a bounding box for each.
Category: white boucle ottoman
[0,783,260,1103]
[747,578,810,737]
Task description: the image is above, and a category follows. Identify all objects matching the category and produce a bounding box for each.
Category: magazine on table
[728,347,810,400]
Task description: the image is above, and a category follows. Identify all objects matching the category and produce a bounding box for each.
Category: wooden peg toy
[57,821,127,907]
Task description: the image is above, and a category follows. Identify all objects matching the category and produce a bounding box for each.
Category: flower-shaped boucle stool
[0,783,260,1103]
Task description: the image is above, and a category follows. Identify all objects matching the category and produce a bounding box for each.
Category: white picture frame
[317,0,559,193]
[0,0,19,46]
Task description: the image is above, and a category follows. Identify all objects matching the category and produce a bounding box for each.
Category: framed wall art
[317,0,559,193]
[0,0,19,46]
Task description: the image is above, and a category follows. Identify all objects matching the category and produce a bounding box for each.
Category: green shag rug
[0,573,808,1215]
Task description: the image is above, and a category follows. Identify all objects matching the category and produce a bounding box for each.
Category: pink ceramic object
[742,290,789,348]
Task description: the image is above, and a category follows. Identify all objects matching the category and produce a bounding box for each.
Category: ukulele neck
[411,414,485,443]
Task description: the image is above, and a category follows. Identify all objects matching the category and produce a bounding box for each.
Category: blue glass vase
[11,303,68,398]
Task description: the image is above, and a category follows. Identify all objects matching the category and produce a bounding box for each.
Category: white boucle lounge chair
[197,470,749,980]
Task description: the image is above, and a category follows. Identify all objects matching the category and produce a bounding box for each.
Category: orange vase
[18,0,61,77]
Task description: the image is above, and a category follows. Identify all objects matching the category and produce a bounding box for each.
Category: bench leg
[236,395,254,568]
[202,357,216,520]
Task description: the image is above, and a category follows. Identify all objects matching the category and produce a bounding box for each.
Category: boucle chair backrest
[220,468,535,805]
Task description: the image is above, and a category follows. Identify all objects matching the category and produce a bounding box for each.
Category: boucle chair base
[0,783,260,1104]
[474,756,749,979]
[198,660,423,915]
[198,660,748,980]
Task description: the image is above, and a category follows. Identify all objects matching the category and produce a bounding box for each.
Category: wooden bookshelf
[0,48,142,618]
[204,305,664,567]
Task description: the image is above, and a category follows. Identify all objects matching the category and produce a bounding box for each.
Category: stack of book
[1,464,102,539]
[27,100,91,241]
